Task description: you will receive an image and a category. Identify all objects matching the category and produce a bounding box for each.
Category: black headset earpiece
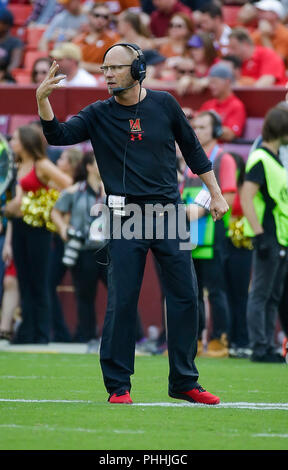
[207,110,223,139]
[103,43,146,83]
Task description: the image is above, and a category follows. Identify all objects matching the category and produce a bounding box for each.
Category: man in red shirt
[228,27,287,86]
[150,0,193,38]
[198,63,247,142]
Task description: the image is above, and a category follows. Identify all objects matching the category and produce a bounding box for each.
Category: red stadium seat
[11,25,27,43]
[11,68,31,84]
[23,50,49,71]
[8,115,40,135]
[26,27,47,51]
[222,5,241,27]
[7,4,33,26]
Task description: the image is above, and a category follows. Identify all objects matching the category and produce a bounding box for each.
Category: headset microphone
[112,81,138,96]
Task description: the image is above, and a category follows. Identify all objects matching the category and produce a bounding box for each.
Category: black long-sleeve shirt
[41,89,212,201]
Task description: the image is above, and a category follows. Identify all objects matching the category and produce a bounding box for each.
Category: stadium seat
[11,25,27,43]
[7,4,33,26]
[0,116,10,136]
[222,5,241,27]
[242,117,264,142]
[26,27,47,51]
[8,115,40,136]
[23,50,49,71]
[222,142,252,161]
[11,68,31,84]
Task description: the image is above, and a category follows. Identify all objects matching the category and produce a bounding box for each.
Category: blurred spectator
[142,48,167,84]
[31,57,52,84]
[25,0,64,26]
[220,54,243,85]
[38,0,88,52]
[158,12,194,58]
[236,3,258,33]
[140,0,155,15]
[56,148,84,180]
[198,63,247,142]
[176,32,218,95]
[186,32,218,77]
[48,147,84,343]
[84,0,141,15]
[0,62,15,82]
[150,0,192,38]
[73,2,120,74]
[29,119,62,164]
[241,106,288,363]
[197,2,232,56]
[116,10,154,50]
[183,110,237,357]
[174,55,195,77]
[0,7,23,74]
[50,42,99,86]
[228,27,287,86]
[4,125,71,344]
[251,0,288,69]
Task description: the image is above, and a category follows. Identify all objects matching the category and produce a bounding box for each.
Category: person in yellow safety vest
[181,110,237,357]
[241,105,288,363]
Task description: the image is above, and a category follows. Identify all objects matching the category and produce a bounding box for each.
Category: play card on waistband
[194,189,211,210]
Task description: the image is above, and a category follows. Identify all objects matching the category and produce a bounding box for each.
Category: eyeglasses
[100,64,131,73]
[169,23,185,28]
[176,69,195,75]
[92,13,109,20]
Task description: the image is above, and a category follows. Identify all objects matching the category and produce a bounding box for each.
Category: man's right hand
[36,61,66,102]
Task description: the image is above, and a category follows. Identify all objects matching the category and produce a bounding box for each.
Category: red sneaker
[169,384,220,405]
[282,337,287,358]
[108,390,133,404]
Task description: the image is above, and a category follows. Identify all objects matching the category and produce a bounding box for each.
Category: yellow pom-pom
[20,188,60,232]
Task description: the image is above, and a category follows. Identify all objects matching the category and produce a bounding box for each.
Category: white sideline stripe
[0,424,144,434]
[254,433,288,438]
[1,399,288,410]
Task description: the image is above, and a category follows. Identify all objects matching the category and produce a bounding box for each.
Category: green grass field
[0,351,287,450]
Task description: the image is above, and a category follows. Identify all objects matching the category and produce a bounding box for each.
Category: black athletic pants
[11,218,51,344]
[100,204,199,395]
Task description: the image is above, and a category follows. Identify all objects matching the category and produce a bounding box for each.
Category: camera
[62,227,85,266]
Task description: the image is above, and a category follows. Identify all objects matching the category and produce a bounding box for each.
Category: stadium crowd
[0,0,288,363]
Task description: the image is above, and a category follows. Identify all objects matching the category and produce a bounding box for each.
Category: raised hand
[36,61,66,102]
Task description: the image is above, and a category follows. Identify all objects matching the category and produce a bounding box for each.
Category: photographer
[51,152,106,344]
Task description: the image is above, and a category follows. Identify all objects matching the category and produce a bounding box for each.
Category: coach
[36,43,228,404]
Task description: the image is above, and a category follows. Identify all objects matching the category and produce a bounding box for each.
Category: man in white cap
[50,42,98,86]
[251,0,288,68]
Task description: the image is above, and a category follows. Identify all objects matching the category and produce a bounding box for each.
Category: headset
[206,110,223,139]
[102,43,146,95]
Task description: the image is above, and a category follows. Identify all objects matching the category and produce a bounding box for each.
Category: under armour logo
[130,133,142,141]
